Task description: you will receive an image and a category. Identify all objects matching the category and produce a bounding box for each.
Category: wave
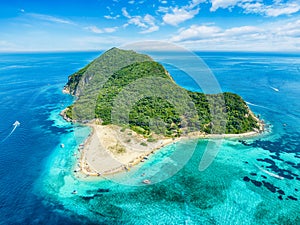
[0,65,33,71]
[0,80,36,86]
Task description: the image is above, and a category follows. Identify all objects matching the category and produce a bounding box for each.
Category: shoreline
[74,120,264,178]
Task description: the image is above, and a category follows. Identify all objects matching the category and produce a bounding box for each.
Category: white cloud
[128,17,147,28]
[241,1,300,17]
[0,40,17,51]
[171,24,264,42]
[241,2,264,14]
[103,27,118,33]
[104,15,120,20]
[258,2,300,17]
[157,6,169,13]
[274,19,300,37]
[86,26,103,34]
[171,25,222,41]
[122,8,159,33]
[163,8,200,26]
[224,26,262,35]
[140,25,159,33]
[160,0,205,26]
[170,19,300,51]
[140,14,159,33]
[210,0,248,12]
[27,13,74,25]
[210,0,300,17]
[86,26,118,34]
[122,8,131,18]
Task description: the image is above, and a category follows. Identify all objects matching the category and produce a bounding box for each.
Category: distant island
[62,47,264,176]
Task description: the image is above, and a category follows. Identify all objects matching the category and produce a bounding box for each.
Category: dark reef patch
[242,133,300,155]
[97,188,110,193]
[243,176,250,182]
[262,181,277,193]
[287,196,298,201]
[270,155,283,161]
[251,180,262,187]
[81,193,103,201]
[256,157,298,180]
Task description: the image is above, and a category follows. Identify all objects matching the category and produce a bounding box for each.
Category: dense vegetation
[64,47,152,119]
[64,47,259,137]
[95,61,170,124]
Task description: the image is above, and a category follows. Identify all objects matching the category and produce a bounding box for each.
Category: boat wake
[1,121,20,143]
[254,163,284,180]
[245,101,271,110]
[246,101,297,121]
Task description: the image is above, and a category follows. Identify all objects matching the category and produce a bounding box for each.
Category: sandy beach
[75,119,264,177]
[77,124,175,176]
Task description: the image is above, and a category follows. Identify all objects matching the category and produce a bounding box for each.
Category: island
[62,47,264,176]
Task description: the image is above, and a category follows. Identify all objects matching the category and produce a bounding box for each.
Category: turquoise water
[0,51,299,224]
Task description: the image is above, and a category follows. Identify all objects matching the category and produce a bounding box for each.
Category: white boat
[13,121,20,126]
[270,86,279,92]
[142,179,151,184]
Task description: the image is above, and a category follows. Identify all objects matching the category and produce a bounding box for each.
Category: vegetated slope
[64,47,153,119]
[64,48,259,136]
[64,47,152,96]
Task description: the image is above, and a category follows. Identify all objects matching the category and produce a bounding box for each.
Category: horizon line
[0,48,300,55]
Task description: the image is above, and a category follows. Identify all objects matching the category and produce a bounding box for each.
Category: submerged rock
[262,181,277,193]
[251,180,262,187]
[287,196,298,201]
[97,188,110,193]
[243,176,250,182]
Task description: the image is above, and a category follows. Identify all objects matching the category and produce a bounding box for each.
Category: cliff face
[63,47,152,96]
[63,48,261,136]
[63,64,90,95]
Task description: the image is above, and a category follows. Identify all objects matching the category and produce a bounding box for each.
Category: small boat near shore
[142,179,151,184]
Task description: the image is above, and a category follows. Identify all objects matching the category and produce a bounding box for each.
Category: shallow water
[0,51,299,224]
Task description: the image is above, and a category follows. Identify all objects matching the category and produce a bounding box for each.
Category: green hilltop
[63,47,260,137]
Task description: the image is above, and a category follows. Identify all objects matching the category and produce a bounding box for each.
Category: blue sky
[0,0,299,52]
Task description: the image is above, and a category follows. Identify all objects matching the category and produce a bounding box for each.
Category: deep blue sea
[0,51,299,224]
